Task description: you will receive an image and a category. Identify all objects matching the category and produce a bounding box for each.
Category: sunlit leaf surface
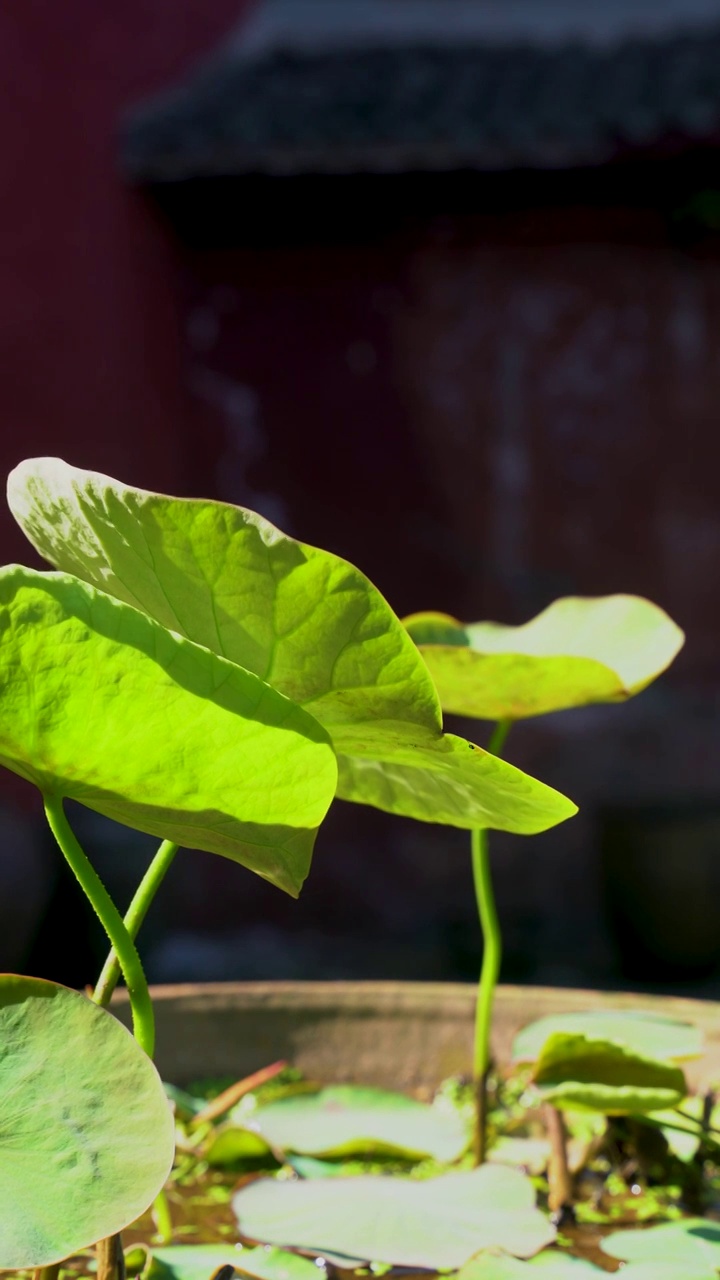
[602,1219,720,1274]
[404,596,684,720]
[513,1011,702,1065]
[0,565,337,895]
[8,458,576,835]
[248,1085,468,1161]
[233,1165,554,1269]
[0,975,174,1269]
[531,1033,687,1115]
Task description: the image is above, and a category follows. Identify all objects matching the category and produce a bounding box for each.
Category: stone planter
[112,980,720,1089]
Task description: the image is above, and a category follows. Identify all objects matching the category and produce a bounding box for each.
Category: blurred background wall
[4,0,720,996]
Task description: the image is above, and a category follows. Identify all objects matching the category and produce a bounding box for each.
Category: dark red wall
[0,1,253,567]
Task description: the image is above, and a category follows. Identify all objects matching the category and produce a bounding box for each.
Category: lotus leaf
[513,1010,702,1065]
[403,596,684,720]
[233,1165,554,1269]
[0,565,337,896]
[246,1085,468,1161]
[457,1251,600,1277]
[149,1245,322,1280]
[531,1033,686,1114]
[0,975,174,1269]
[456,1250,708,1278]
[601,1219,720,1272]
[8,459,577,835]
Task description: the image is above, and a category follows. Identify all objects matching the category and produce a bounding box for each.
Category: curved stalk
[42,794,155,1057]
[93,839,178,1008]
[471,717,512,1164]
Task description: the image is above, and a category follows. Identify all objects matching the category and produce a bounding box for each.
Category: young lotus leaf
[232,1165,555,1269]
[601,1219,720,1272]
[0,974,175,1269]
[8,458,576,836]
[531,1033,687,1114]
[246,1085,468,1161]
[0,566,337,896]
[148,1245,322,1280]
[403,596,684,720]
[513,1010,702,1065]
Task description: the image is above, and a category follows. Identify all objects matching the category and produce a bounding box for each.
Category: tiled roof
[123,7,720,180]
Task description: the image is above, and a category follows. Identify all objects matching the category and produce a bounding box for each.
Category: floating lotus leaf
[0,565,337,895]
[404,596,684,720]
[8,459,577,836]
[513,1010,702,1065]
[602,1219,720,1274]
[456,1251,601,1277]
[0,975,174,1269]
[149,1245,322,1280]
[456,1249,708,1277]
[233,1165,554,1269]
[247,1085,468,1161]
[531,1033,687,1115]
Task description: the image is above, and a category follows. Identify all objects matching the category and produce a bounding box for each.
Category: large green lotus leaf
[0,565,337,896]
[335,727,575,833]
[247,1085,468,1161]
[149,1245,322,1280]
[0,974,175,1269]
[7,459,576,835]
[513,1011,703,1065]
[403,596,684,720]
[531,1033,687,1115]
[602,1219,720,1272]
[233,1165,554,1269]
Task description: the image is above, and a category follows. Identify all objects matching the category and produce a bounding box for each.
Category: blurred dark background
[4,0,720,996]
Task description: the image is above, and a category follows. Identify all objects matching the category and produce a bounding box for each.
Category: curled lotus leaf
[531,1032,687,1115]
[404,596,684,720]
[513,1009,703,1065]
